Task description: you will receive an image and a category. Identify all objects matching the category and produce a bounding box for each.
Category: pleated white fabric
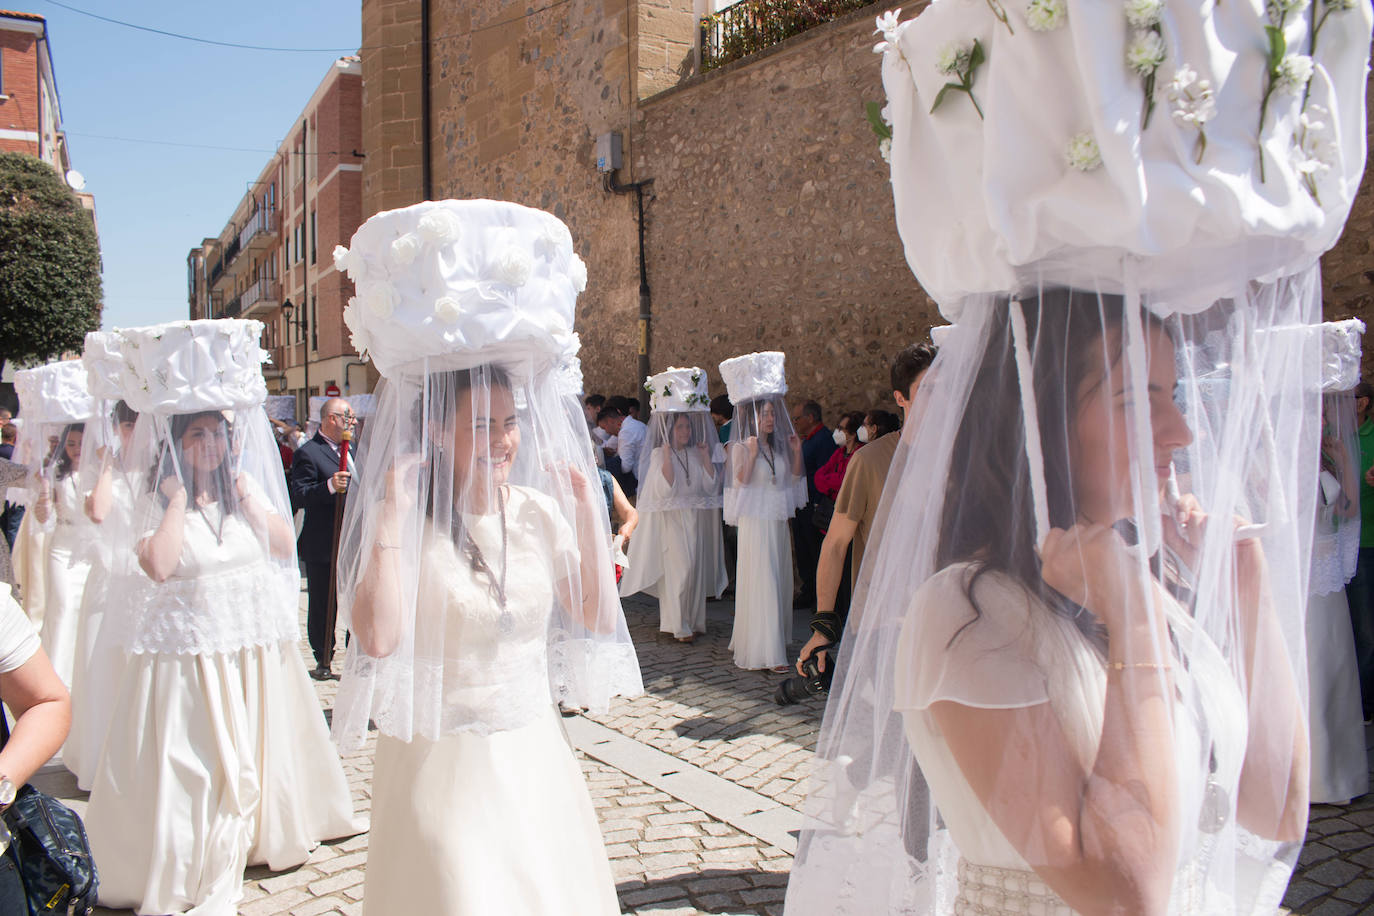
[86,642,360,915]
[364,704,620,916]
[620,506,728,638]
[729,516,792,669]
[40,476,94,686]
[1305,588,1369,805]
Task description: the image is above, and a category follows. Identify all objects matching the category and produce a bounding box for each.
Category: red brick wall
[0,29,39,156]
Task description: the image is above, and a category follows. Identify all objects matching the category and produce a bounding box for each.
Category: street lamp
[281,299,309,413]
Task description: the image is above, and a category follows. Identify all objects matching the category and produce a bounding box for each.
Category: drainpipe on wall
[343,360,369,395]
[604,171,654,417]
[421,0,433,201]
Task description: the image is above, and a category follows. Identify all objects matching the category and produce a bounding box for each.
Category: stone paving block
[291,895,350,916]
[1306,901,1360,916]
[1336,880,1374,904]
[1304,859,1365,888]
[308,870,364,897]
[621,883,693,907]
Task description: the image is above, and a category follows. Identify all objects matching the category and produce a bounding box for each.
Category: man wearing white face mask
[795,343,938,677]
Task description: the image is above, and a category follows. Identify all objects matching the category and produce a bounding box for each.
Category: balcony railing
[237,208,277,254]
[240,276,279,317]
[207,257,223,288]
[700,0,879,71]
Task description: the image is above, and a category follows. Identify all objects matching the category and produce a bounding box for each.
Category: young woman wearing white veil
[14,360,97,688]
[63,331,140,789]
[720,352,806,671]
[84,320,358,916]
[620,367,728,642]
[787,2,1371,913]
[329,199,643,914]
[1305,320,1368,805]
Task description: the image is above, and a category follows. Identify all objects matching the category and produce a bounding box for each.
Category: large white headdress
[116,319,268,415]
[14,360,95,425]
[334,199,588,378]
[81,331,128,402]
[718,351,788,404]
[644,366,711,412]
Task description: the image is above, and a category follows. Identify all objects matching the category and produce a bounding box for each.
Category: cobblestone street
[35,590,1373,914]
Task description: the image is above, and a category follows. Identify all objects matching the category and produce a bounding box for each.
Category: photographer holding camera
[781,343,938,705]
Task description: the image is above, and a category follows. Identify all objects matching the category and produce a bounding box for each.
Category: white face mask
[832,428,847,447]
[857,426,871,444]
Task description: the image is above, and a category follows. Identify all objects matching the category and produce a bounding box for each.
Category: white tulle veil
[787,2,1372,914]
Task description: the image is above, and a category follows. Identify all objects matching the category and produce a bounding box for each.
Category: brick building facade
[188,57,375,418]
[359,0,1374,408]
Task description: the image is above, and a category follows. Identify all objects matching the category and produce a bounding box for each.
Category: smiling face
[63,429,83,467]
[1069,323,1192,525]
[180,414,229,477]
[451,383,521,494]
[671,413,693,448]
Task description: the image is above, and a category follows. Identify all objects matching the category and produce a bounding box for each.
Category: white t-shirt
[0,585,41,675]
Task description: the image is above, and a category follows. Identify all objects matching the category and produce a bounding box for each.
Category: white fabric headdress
[719,351,787,404]
[644,367,710,412]
[117,319,268,414]
[14,360,95,425]
[334,199,587,377]
[82,331,127,402]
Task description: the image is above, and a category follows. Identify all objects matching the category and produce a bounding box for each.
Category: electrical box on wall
[596,132,623,172]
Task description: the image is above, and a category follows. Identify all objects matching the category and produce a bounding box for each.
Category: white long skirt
[65,564,124,789]
[12,511,46,624]
[40,529,90,687]
[86,641,360,916]
[730,515,792,669]
[364,705,620,915]
[620,507,728,638]
[1306,588,1370,804]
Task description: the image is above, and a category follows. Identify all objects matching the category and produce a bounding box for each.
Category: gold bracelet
[1106,661,1173,671]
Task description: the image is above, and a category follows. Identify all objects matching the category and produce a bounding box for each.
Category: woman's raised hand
[1039,523,1146,632]
[159,474,187,505]
[384,454,425,513]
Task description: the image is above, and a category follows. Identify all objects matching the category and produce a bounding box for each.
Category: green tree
[0,152,102,369]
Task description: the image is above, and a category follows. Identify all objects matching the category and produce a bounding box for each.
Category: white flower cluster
[1124,0,1164,28]
[1166,66,1216,127]
[1293,105,1339,179]
[879,138,893,163]
[1267,0,1310,20]
[936,41,974,75]
[873,8,902,54]
[1024,0,1066,31]
[1065,132,1103,171]
[1275,54,1315,92]
[1127,30,1167,76]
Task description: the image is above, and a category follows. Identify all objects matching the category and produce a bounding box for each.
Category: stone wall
[1319,67,1374,379]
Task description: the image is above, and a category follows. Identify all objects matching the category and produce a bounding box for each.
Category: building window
[1,49,6,96]
[310,210,317,264]
[310,294,318,352]
[284,232,290,265]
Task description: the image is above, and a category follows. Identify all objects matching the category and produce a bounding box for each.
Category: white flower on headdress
[873,8,902,54]
[332,245,351,271]
[333,244,364,281]
[343,299,372,356]
[569,254,588,293]
[1166,66,1216,126]
[1025,0,1066,31]
[1124,0,1164,28]
[1267,0,1310,20]
[1126,30,1166,76]
[494,247,534,288]
[359,281,399,319]
[1274,54,1314,93]
[1065,132,1103,171]
[433,296,463,324]
[878,137,893,163]
[1294,105,1338,201]
[935,42,972,75]
[417,208,463,245]
[533,228,565,262]
[390,233,421,266]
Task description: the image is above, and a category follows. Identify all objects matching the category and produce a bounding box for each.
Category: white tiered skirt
[86,641,360,916]
[730,516,792,669]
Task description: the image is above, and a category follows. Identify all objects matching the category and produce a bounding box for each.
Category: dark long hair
[935,288,1148,649]
[155,411,238,514]
[52,423,84,480]
[734,397,780,450]
[412,365,515,526]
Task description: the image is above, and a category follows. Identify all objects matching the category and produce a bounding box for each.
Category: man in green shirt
[1348,380,1374,723]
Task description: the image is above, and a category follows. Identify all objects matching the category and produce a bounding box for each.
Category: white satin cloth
[40,475,94,687]
[621,447,728,638]
[730,515,792,669]
[359,486,619,913]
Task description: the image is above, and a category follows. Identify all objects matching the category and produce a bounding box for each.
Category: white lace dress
[728,447,797,669]
[39,474,96,686]
[85,488,359,916]
[362,486,620,915]
[620,446,728,638]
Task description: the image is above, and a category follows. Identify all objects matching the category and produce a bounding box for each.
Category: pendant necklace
[672,446,691,485]
[461,486,512,635]
[760,443,777,482]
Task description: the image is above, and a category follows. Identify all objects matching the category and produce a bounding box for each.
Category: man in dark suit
[289,398,355,680]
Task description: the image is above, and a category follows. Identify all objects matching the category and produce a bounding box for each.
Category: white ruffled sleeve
[894,563,1052,712]
[0,586,40,675]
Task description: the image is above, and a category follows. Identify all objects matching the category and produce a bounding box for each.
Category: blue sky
[32,0,361,331]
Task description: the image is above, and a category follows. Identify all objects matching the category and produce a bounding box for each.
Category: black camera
[774,650,835,706]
